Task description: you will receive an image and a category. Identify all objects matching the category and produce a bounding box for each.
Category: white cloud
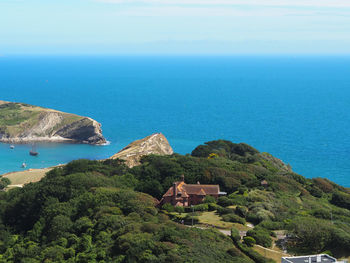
[96,0,350,8]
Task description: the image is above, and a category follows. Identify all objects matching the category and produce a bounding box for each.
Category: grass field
[197,211,251,231]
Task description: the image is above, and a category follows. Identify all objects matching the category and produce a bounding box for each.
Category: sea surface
[0,55,350,186]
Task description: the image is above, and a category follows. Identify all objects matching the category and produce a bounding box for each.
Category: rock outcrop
[110,133,173,167]
[0,100,106,145]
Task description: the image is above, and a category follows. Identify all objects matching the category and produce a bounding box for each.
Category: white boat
[10,145,15,149]
[21,162,27,168]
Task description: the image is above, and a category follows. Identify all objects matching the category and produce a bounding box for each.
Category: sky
[0,0,349,55]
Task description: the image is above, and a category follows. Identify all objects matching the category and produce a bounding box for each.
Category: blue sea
[0,56,350,186]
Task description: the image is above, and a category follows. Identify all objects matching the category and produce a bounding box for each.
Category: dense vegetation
[132,140,350,256]
[0,159,251,263]
[1,139,350,262]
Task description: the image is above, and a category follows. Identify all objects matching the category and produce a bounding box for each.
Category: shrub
[208,203,220,211]
[257,221,284,230]
[162,203,175,213]
[231,228,241,241]
[227,247,241,257]
[312,178,334,193]
[217,196,235,207]
[222,214,246,225]
[193,203,209,211]
[175,206,185,214]
[243,236,256,247]
[0,177,11,190]
[203,195,216,203]
[227,194,247,206]
[246,228,272,248]
[217,207,235,215]
[235,206,248,218]
[331,191,350,209]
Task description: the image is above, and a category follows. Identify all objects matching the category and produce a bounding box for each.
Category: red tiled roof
[162,182,219,197]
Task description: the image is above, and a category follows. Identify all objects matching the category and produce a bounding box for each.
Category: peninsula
[0,100,106,145]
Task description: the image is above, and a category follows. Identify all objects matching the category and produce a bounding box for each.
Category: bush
[243,236,256,247]
[203,195,216,203]
[174,206,185,214]
[331,191,350,209]
[217,207,235,215]
[0,177,11,190]
[257,221,284,230]
[193,203,209,211]
[162,203,175,213]
[208,203,220,211]
[231,228,241,241]
[222,214,246,225]
[227,194,248,206]
[235,206,248,218]
[227,247,241,257]
[246,228,272,248]
[217,196,235,207]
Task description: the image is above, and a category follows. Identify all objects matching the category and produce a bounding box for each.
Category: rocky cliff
[0,100,106,145]
[110,133,173,167]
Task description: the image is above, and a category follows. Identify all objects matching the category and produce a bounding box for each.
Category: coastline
[0,136,73,144]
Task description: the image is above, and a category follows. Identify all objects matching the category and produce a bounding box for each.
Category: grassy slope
[0,101,84,137]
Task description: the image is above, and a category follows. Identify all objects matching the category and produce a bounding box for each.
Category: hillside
[0,140,350,262]
[0,101,106,145]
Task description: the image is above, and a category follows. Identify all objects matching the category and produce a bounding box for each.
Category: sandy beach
[2,167,54,188]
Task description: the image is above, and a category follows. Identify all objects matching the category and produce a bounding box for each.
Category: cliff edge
[0,100,106,145]
[110,133,173,167]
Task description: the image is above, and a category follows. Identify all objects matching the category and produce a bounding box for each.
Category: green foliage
[1,139,350,260]
[331,191,350,209]
[243,236,256,247]
[287,217,350,254]
[203,195,216,203]
[235,206,248,218]
[0,159,247,263]
[246,228,272,248]
[231,228,241,241]
[162,203,175,213]
[0,177,11,190]
[217,196,235,207]
[222,214,246,225]
[193,203,209,211]
[191,140,259,163]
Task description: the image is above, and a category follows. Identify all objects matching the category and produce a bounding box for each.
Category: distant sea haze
[0,56,350,187]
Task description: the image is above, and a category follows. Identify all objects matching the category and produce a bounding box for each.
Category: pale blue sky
[0,0,350,55]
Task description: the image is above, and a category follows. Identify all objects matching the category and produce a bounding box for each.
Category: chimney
[308,256,311,263]
[172,183,177,205]
[316,255,321,263]
[180,174,185,182]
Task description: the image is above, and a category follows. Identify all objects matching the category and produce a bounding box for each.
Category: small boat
[10,145,15,149]
[21,162,27,168]
[29,144,39,156]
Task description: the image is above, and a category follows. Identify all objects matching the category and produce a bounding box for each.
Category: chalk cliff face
[110,133,174,167]
[0,100,106,145]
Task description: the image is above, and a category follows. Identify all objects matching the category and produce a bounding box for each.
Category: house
[261,180,268,187]
[281,254,346,263]
[159,175,226,207]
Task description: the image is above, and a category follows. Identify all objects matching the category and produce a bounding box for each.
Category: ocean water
[0,56,350,186]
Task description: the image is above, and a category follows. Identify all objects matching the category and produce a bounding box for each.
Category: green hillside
[1,140,350,262]
[0,101,81,137]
